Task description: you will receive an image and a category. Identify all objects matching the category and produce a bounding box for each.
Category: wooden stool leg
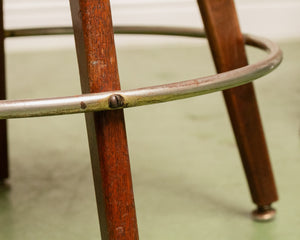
[0,0,9,181]
[197,0,278,219]
[69,0,139,239]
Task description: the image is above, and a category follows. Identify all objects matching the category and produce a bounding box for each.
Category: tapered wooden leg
[69,0,139,238]
[197,0,278,220]
[0,0,9,181]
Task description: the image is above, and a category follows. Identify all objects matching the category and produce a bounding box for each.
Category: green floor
[0,39,299,239]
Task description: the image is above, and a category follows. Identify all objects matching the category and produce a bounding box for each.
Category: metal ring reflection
[0,26,282,119]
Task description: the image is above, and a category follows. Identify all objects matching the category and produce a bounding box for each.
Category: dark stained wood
[69,0,139,239]
[0,0,9,180]
[197,0,278,206]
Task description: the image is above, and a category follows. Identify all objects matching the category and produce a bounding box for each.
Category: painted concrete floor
[0,39,299,239]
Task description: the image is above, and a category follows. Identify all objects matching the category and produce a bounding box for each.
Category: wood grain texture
[197,0,278,206]
[0,0,9,180]
[69,0,139,239]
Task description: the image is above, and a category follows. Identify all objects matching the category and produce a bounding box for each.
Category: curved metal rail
[0,26,282,119]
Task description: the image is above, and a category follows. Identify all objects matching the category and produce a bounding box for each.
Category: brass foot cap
[252,206,276,222]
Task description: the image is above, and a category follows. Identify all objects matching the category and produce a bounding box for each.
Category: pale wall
[4,0,300,50]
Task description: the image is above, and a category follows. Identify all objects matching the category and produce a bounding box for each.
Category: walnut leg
[0,0,9,181]
[197,0,278,220]
[69,0,139,238]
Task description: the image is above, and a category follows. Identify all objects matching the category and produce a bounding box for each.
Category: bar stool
[0,0,282,239]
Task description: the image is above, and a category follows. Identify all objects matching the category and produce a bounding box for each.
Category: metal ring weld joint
[0,26,282,119]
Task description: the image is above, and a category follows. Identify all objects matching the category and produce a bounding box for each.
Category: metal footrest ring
[0,26,282,119]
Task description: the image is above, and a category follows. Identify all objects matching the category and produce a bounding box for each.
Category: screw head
[108,94,124,108]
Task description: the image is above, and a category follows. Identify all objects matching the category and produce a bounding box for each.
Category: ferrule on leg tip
[252,205,276,222]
